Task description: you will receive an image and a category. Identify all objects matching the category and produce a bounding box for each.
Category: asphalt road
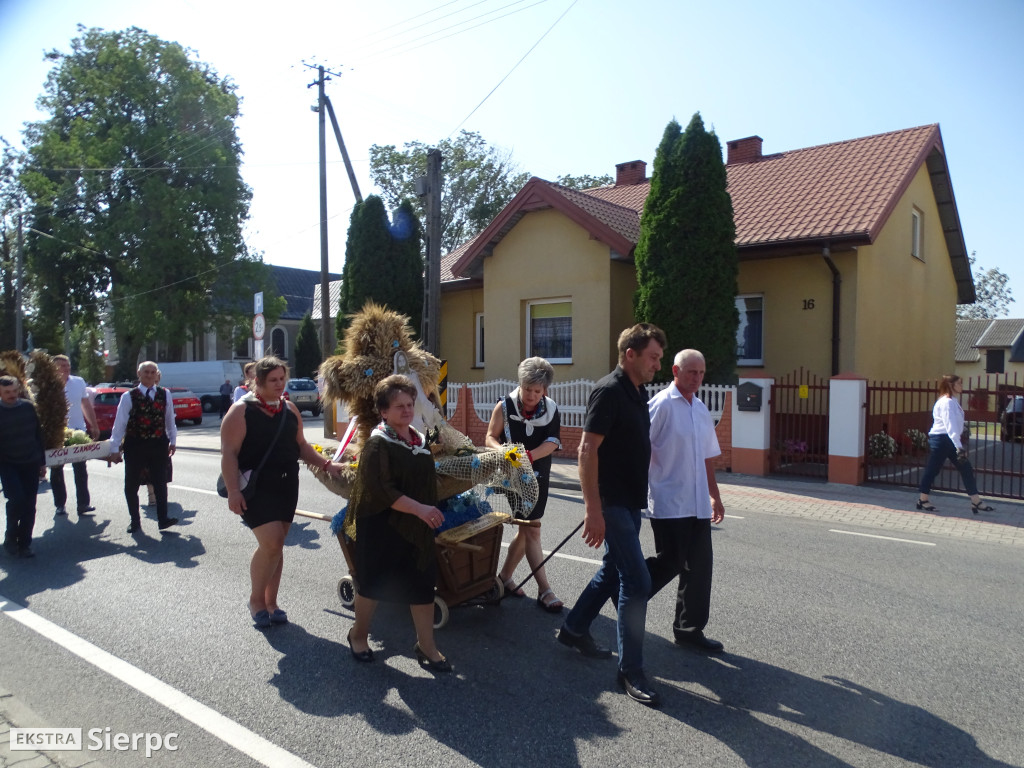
[1,442,1022,768]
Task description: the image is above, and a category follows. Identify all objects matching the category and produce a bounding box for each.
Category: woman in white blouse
[917,375,995,514]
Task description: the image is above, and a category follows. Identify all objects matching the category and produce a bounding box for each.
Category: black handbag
[217,405,288,500]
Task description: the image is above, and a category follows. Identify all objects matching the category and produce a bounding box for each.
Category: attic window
[911,208,923,261]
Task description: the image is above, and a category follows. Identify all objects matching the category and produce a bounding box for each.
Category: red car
[92,385,202,438]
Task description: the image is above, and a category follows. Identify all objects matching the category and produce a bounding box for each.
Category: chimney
[726,136,763,165]
[615,160,647,186]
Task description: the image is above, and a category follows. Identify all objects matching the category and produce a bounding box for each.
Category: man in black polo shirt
[557,323,667,707]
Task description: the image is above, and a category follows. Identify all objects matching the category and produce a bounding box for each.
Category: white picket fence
[449,379,734,428]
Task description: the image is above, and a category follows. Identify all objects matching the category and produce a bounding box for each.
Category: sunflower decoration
[26,350,67,450]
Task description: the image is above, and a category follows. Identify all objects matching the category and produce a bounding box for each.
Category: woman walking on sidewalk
[917,374,995,515]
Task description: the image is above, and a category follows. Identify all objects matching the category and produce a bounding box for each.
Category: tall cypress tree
[337,194,424,343]
[293,313,322,379]
[634,114,738,382]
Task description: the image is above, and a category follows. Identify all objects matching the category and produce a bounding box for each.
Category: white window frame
[474,312,485,367]
[735,294,764,366]
[526,298,573,365]
[911,208,923,261]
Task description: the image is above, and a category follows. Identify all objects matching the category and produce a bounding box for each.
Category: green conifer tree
[337,195,423,344]
[293,313,322,379]
[634,114,739,382]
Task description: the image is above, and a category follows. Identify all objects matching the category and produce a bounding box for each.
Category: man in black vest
[109,361,178,534]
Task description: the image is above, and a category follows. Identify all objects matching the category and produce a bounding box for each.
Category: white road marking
[0,594,318,768]
[829,529,936,546]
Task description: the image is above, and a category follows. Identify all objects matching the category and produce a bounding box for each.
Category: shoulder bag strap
[250,403,290,475]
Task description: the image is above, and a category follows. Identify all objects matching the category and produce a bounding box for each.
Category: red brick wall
[448,385,732,471]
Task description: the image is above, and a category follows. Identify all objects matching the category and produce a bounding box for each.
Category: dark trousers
[1,461,40,549]
[50,461,90,511]
[123,437,170,523]
[219,394,231,418]
[918,434,979,496]
[647,517,714,637]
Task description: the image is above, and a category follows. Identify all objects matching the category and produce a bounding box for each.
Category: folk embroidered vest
[125,387,168,440]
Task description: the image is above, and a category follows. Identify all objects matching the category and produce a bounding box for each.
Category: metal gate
[770,368,829,478]
[866,373,1024,499]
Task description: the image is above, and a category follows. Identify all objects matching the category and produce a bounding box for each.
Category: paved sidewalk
[0,688,108,768]
[174,427,1024,548]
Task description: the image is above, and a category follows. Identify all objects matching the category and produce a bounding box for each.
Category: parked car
[285,378,321,416]
[92,386,129,439]
[168,387,203,426]
[1000,396,1024,442]
[92,385,202,438]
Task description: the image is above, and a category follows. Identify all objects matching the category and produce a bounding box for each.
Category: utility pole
[419,149,442,355]
[314,66,331,361]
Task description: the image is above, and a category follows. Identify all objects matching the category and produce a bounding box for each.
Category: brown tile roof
[551,182,641,245]
[975,318,1024,349]
[725,124,941,247]
[955,319,991,362]
[444,124,973,302]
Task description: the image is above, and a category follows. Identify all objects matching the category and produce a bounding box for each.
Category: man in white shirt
[646,349,725,653]
[108,361,178,534]
[50,355,99,518]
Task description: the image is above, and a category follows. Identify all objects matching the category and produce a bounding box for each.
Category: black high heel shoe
[414,642,452,673]
[970,501,995,514]
[347,630,374,663]
[916,500,937,512]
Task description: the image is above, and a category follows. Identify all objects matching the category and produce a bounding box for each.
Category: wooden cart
[317,510,535,629]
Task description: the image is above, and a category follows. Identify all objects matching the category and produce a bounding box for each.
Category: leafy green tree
[19,26,254,374]
[337,195,424,343]
[293,313,322,379]
[0,141,26,351]
[556,173,614,190]
[957,252,1014,319]
[634,114,738,382]
[370,130,529,254]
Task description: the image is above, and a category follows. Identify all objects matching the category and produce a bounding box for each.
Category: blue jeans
[919,434,978,496]
[563,505,651,675]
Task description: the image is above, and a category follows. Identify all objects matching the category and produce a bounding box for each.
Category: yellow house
[440,124,974,383]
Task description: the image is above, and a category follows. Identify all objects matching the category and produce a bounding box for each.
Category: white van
[155,361,244,413]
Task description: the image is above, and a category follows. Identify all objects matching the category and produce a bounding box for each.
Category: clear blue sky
[2,0,1022,315]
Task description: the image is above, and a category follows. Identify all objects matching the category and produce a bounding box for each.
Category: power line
[450,0,578,136]
[351,0,494,53]
[359,0,542,63]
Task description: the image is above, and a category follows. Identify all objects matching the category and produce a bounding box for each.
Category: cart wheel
[337,576,356,609]
[484,575,504,605]
[433,596,450,629]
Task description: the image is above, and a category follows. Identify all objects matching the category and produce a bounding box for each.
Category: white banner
[45,440,115,467]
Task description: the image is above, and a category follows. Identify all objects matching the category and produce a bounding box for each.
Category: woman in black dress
[486,357,563,612]
[221,357,340,628]
[345,375,450,671]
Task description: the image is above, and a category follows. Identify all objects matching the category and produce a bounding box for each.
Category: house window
[986,349,1005,374]
[271,327,287,359]
[475,313,485,367]
[527,299,572,364]
[911,208,923,260]
[736,295,764,366]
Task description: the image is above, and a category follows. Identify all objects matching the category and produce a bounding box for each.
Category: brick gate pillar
[732,378,774,476]
[828,374,867,485]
